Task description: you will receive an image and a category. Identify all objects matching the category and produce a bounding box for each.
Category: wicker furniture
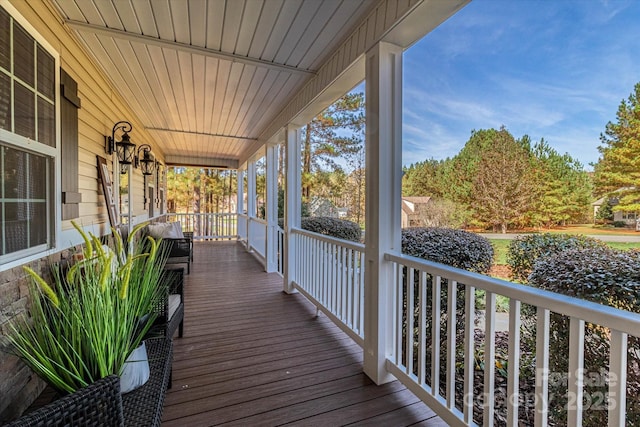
[163,231,193,274]
[5,376,123,427]
[7,338,173,427]
[122,338,173,426]
[150,267,185,339]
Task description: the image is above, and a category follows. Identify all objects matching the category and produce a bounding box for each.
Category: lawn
[524,224,639,236]
[489,238,640,267]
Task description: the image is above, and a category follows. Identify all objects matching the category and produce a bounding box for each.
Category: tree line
[403,81,640,233]
[403,127,592,232]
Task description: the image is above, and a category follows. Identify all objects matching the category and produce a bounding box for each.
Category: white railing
[292,228,365,346]
[238,213,248,243]
[277,226,285,276]
[384,250,640,427]
[167,213,237,240]
[248,217,267,259]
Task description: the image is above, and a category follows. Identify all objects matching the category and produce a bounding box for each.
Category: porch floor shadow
[162,241,445,427]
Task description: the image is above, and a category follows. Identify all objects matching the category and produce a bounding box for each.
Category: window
[0,5,57,263]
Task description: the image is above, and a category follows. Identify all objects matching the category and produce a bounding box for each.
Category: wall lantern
[105,121,136,165]
[135,144,154,176]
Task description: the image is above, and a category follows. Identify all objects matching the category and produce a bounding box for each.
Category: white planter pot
[120,341,150,393]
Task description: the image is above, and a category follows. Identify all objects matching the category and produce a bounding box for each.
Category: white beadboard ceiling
[50,0,378,167]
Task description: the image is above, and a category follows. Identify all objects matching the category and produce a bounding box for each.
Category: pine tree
[301,92,364,201]
[594,82,640,213]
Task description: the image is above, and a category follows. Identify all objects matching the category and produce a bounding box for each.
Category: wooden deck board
[162,241,443,426]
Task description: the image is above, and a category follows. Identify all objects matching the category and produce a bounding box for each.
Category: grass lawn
[526,224,639,235]
[489,238,640,267]
[490,239,510,265]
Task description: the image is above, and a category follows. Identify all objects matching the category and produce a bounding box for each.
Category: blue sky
[401,0,640,169]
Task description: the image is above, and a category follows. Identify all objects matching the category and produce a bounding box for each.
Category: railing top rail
[292,227,365,252]
[385,250,640,337]
[169,212,236,216]
[248,217,268,225]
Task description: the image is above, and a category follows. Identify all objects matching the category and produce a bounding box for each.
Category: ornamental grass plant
[5,222,168,394]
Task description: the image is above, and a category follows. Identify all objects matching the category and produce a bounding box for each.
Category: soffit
[50,0,376,165]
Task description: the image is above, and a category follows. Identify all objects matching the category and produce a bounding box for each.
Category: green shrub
[527,246,640,425]
[506,233,604,282]
[612,220,628,228]
[301,216,362,242]
[400,227,493,417]
[402,227,493,274]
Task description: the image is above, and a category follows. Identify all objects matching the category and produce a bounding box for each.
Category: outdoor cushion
[147,222,184,239]
[168,294,181,321]
[170,222,185,238]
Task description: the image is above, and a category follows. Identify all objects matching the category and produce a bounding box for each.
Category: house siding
[0,0,165,421]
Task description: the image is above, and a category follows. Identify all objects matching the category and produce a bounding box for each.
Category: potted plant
[6,221,168,394]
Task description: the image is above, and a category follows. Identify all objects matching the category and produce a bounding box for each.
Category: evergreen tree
[467,127,535,233]
[531,141,592,227]
[402,159,444,197]
[301,92,364,201]
[594,82,640,213]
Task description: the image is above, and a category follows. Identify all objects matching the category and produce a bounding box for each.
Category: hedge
[402,227,493,274]
[506,233,604,282]
[527,246,640,425]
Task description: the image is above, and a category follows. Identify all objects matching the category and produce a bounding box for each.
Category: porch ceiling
[50,0,377,167]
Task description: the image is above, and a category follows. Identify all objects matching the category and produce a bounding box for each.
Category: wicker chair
[5,375,124,427]
[7,338,173,427]
[163,232,193,274]
[150,267,185,339]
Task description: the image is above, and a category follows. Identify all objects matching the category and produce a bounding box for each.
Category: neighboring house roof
[401,196,431,216]
[402,197,431,204]
[592,187,637,206]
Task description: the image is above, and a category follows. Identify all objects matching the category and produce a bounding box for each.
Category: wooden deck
[162,241,445,426]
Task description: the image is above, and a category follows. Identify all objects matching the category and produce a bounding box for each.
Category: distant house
[336,207,349,219]
[401,197,431,228]
[309,197,338,218]
[592,188,638,225]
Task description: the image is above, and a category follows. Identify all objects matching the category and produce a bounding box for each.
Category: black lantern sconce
[135,144,155,176]
[105,121,136,165]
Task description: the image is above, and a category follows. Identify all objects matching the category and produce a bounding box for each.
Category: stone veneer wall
[0,248,75,423]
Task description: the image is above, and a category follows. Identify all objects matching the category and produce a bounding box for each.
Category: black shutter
[60,68,81,220]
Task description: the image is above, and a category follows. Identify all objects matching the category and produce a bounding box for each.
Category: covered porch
[2,0,640,426]
[162,240,444,426]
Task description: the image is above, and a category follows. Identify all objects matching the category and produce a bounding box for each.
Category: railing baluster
[407,267,415,375]
[359,250,365,335]
[507,299,521,427]
[463,285,475,424]
[418,271,427,386]
[484,291,496,426]
[535,307,550,427]
[323,241,329,306]
[341,246,347,323]
[446,279,457,408]
[432,276,441,397]
[609,329,627,427]
[335,245,341,318]
[347,248,354,329]
[567,317,585,427]
[396,263,403,366]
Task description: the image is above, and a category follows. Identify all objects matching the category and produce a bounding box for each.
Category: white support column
[237,167,245,243]
[265,144,278,272]
[237,168,244,215]
[284,125,302,294]
[363,41,403,385]
[247,161,256,252]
